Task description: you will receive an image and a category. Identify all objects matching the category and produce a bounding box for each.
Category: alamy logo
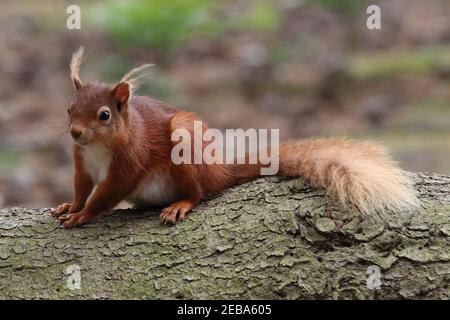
[65,264,81,290]
[171,121,279,175]
[366,5,381,30]
[66,5,81,30]
[366,265,382,290]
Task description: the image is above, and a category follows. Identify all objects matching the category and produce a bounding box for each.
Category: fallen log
[0,172,448,299]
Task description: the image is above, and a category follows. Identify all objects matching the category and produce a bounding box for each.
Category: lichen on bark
[0,172,449,299]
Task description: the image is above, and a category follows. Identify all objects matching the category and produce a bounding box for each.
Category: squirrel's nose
[70,127,82,139]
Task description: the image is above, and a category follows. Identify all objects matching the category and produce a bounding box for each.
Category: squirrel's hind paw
[160,200,195,225]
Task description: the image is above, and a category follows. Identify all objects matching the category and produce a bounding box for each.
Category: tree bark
[0,172,449,299]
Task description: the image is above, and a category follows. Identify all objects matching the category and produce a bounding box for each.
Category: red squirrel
[50,48,419,228]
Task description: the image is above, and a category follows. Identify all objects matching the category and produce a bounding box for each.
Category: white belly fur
[127,170,177,207]
[82,144,177,207]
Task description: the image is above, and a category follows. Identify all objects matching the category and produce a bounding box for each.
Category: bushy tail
[278,138,419,216]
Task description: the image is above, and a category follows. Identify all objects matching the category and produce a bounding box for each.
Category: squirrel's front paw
[49,203,71,217]
[58,213,90,229]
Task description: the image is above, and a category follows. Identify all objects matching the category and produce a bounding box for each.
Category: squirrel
[50,48,419,228]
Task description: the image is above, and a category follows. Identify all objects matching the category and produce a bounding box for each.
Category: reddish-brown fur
[51,78,236,227]
[50,48,419,228]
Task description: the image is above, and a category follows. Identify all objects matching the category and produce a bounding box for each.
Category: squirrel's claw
[160,201,193,225]
[160,207,178,225]
[58,213,89,229]
[50,203,71,217]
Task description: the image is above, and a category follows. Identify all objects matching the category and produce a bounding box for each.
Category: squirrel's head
[67,47,153,147]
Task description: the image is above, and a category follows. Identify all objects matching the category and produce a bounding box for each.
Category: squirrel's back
[127,96,420,218]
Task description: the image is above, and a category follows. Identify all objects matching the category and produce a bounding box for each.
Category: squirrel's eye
[99,110,110,121]
[67,108,71,114]
[98,106,112,123]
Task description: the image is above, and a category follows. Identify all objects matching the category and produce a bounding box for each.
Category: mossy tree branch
[0,172,449,299]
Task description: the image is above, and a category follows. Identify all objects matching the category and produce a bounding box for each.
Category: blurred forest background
[0,0,450,208]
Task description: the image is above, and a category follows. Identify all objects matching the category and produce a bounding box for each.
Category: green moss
[0,151,22,171]
[349,46,450,79]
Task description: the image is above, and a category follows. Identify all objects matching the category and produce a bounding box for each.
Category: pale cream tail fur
[279,138,419,216]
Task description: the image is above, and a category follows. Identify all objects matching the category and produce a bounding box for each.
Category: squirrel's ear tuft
[112,82,130,112]
[70,47,84,91]
[119,63,155,93]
